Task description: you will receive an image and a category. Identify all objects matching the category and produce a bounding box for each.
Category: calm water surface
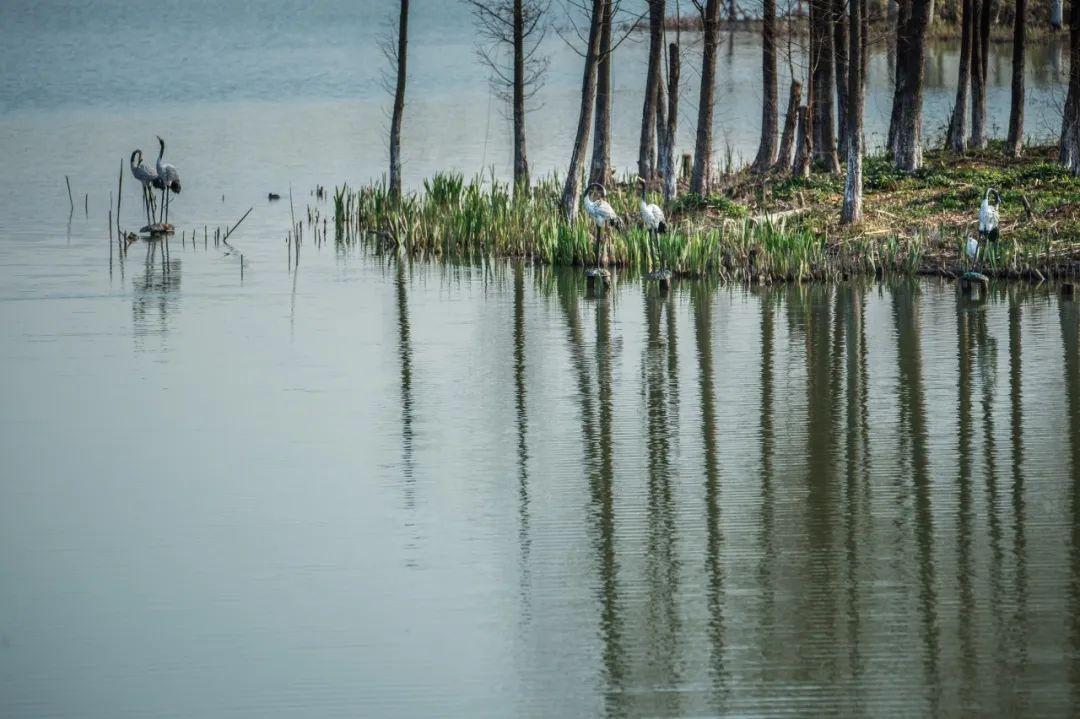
[2,1,1079,717]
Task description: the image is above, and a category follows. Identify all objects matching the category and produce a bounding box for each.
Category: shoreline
[335,144,1080,287]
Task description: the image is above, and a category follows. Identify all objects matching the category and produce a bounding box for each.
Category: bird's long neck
[130,150,139,170]
[156,140,165,166]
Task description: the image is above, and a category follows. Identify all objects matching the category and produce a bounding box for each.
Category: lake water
[2,1,1079,717]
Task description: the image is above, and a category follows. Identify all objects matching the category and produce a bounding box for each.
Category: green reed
[332,171,985,283]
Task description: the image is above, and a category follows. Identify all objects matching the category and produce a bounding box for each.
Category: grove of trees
[381,0,1080,223]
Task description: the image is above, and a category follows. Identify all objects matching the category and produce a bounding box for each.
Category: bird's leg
[164,190,170,226]
[594,223,602,268]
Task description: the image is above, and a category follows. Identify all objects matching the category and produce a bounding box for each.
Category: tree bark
[810,0,840,172]
[1006,0,1026,156]
[1061,0,1080,173]
[640,0,665,179]
[886,0,910,154]
[752,0,779,171]
[891,0,931,172]
[589,0,614,186]
[660,42,681,201]
[389,0,409,200]
[561,0,605,220]
[513,0,530,188]
[774,80,802,172]
[945,0,972,153]
[793,105,813,177]
[970,0,990,147]
[691,0,723,194]
[832,0,849,160]
[842,0,865,223]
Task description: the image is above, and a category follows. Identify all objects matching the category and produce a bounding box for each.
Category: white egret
[583,182,620,268]
[637,178,667,270]
[965,235,979,262]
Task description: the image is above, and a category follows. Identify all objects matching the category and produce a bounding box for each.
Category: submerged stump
[646,268,672,294]
[960,271,990,299]
[141,222,175,237]
[586,267,611,294]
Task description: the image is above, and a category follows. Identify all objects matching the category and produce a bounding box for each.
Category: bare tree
[589,0,615,184]
[561,0,605,219]
[890,0,931,172]
[810,0,839,173]
[1006,0,1026,156]
[639,0,666,179]
[1062,0,1080,173]
[774,80,802,171]
[752,0,779,172]
[465,0,551,189]
[690,0,723,194]
[970,0,991,147]
[945,0,973,153]
[659,40,681,200]
[842,0,866,223]
[387,0,409,200]
[832,0,849,160]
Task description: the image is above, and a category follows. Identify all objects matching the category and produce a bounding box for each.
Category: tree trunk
[655,70,667,176]
[1006,0,1026,156]
[793,105,813,177]
[842,0,865,223]
[1061,0,1080,173]
[513,0,529,188]
[810,0,840,172]
[640,0,665,179]
[892,0,931,172]
[389,0,409,200]
[660,42,681,201]
[561,0,605,220]
[589,0,614,186]
[833,0,849,160]
[752,0,779,171]
[970,0,990,147]
[774,80,802,172]
[886,0,911,154]
[691,0,722,194]
[945,0,973,153]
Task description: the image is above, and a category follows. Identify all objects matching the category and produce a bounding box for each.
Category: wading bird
[638,178,667,271]
[155,136,182,225]
[129,149,163,225]
[979,188,1000,242]
[965,235,979,263]
[583,183,620,269]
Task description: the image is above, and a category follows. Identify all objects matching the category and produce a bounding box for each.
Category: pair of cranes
[582,179,667,282]
[129,136,182,230]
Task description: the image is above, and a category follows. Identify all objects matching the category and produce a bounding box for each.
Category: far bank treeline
[352,0,1080,282]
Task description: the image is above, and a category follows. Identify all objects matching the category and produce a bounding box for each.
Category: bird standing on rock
[129,149,163,226]
[583,182,620,269]
[155,135,182,226]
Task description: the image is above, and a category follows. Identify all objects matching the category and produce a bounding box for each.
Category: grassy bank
[334,144,1080,284]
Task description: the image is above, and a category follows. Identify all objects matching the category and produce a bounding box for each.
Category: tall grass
[329,171,1057,283]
